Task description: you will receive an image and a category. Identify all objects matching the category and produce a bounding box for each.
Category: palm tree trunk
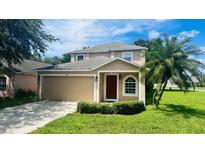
[153,79,168,109]
[153,83,163,109]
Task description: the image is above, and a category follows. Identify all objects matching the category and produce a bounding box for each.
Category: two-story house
[37,42,147,103]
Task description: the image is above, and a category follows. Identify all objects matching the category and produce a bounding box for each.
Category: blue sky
[43,19,205,63]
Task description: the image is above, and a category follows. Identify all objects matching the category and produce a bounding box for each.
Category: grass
[0,96,37,109]
[160,86,205,91]
[32,90,205,134]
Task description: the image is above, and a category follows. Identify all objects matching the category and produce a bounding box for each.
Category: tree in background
[200,75,205,87]
[43,53,71,65]
[139,34,205,108]
[61,53,71,63]
[134,39,162,90]
[0,19,57,66]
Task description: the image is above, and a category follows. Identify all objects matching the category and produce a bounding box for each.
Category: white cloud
[197,58,205,63]
[148,30,160,39]
[178,30,200,40]
[155,19,169,22]
[43,19,168,57]
[200,46,205,52]
[111,24,135,35]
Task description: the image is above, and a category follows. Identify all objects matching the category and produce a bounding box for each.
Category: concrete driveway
[0,101,77,134]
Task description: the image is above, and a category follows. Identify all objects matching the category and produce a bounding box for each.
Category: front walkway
[0,101,77,134]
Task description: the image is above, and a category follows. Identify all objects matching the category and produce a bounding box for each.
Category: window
[123,76,138,96]
[76,54,85,61]
[0,76,6,91]
[122,52,133,62]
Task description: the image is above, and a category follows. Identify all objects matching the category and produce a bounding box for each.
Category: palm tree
[141,34,205,108]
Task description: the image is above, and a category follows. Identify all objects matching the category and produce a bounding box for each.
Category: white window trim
[76,54,85,61]
[123,75,138,97]
[0,75,8,92]
[104,73,119,102]
[122,52,133,62]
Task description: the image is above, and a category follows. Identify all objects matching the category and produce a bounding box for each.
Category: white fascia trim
[122,74,139,97]
[38,69,91,72]
[98,70,139,73]
[40,74,96,77]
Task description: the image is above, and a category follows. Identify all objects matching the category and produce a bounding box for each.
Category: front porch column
[93,75,98,102]
[37,73,42,101]
[139,72,146,104]
[96,72,100,102]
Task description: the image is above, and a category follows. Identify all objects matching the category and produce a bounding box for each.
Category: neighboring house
[0,60,52,98]
[165,77,200,88]
[37,42,147,103]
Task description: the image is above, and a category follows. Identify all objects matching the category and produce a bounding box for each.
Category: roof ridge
[70,42,147,54]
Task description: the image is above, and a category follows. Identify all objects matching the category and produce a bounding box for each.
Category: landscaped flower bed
[77,100,145,115]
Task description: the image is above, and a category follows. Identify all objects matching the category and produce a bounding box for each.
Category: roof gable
[93,58,140,71]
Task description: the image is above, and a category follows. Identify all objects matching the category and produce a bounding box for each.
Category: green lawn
[0,96,37,109]
[32,90,205,134]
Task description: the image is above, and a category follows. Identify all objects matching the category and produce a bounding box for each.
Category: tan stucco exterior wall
[99,73,104,102]
[118,73,139,101]
[89,52,110,58]
[95,60,144,102]
[115,50,145,65]
[72,52,110,62]
[39,59,145,103]
[41,76,94,101]
[98,72,139,102]
[14,74,37,93]
[71,50,145,65]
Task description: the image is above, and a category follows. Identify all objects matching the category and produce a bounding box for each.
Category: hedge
[15,88,36,98]
[77,100,145,115]
[114,100,145,115]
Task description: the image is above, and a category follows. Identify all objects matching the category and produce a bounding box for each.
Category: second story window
[76,54,85,61]
[122,52,133,62]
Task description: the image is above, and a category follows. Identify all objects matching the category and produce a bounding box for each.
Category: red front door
[106,75,117,100]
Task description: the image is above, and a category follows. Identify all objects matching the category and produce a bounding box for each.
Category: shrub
[114,100,145,115]
[15,88,36,98]
[98,103,116,114]
[77,100,145,115]
[77,101,100,113]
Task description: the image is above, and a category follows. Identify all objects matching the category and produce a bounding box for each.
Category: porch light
[95,76,98,82]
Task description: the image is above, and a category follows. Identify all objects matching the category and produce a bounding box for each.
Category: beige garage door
[41,76,94,101]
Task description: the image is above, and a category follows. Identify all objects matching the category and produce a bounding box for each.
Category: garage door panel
[42,76,94,101]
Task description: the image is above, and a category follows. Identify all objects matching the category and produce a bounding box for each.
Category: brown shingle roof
[11,60,52,74]
[55,56,112,70]
[70,42,147,54]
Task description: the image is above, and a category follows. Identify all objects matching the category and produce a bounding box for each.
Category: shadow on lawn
[159,104,205,119]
